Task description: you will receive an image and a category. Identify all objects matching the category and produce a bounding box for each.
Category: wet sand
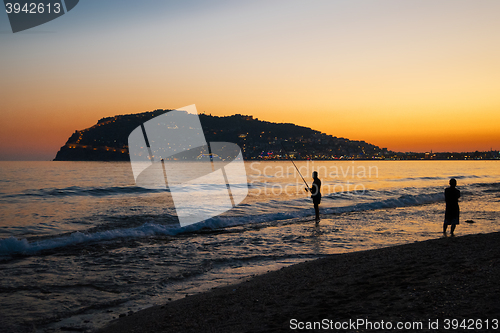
[98,232,500,332]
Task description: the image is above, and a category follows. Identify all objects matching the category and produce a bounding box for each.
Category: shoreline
[98,232,500,333]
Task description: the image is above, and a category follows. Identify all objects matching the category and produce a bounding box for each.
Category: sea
[1,160,499,332]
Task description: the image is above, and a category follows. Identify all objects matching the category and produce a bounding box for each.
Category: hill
[53,109,387,161]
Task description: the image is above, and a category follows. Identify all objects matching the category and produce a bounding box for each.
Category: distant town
[372,150,500,161]
[246,150,500,161]
[54,110,500,161]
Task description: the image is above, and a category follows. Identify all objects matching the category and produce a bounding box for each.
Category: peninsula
[53,109,499,161]
[53,109,385,161]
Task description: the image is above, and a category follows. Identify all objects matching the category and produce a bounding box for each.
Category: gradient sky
[1,0,499,160]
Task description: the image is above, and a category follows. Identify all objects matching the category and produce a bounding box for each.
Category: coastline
[98,232,500,333]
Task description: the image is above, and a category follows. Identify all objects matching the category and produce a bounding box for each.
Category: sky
[1,0,500,160]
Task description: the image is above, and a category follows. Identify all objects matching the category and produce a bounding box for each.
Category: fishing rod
[280,142,311,192]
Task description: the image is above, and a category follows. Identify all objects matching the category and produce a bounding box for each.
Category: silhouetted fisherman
[309,171,321,223]
[443,178,460,235]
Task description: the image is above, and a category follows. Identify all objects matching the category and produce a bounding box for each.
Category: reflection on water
[0,161,499,332]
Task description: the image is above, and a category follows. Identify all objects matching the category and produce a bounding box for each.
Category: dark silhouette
[310,171,322,223]
[54,110,385,161]
[443,178,460,235]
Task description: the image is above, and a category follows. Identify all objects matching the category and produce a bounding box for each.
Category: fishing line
[280,142,311,192]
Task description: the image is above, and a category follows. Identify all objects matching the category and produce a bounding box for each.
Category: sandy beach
[98,232,500,333]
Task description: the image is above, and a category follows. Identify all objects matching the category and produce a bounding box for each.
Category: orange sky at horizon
[1,1,499,160]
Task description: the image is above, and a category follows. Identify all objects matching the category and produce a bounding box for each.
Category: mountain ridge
[53,109,387,161]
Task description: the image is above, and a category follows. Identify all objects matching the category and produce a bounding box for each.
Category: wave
[324,191,444,214]
[0,189,446,257]
[0,223,178,256]
[4,185,167,199]
[473,182,500,192]
[386,174,485,183]
[387,176,445,182]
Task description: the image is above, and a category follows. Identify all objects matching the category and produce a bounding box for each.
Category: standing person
[310,171,321,223]
[443,178,460,235]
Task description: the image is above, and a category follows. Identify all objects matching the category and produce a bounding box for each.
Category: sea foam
[0,189,445,256]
